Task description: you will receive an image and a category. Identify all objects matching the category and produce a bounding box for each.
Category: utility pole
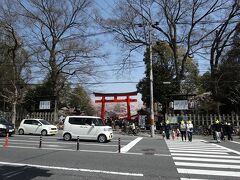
[149,30,155,138]
[137,21,159,137]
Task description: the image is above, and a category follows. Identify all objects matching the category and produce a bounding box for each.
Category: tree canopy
[137,42,199,111]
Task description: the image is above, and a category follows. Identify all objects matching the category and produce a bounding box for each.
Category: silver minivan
[62,116,113,143]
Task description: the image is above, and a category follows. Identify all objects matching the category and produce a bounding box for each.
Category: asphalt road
[0,131,240,180]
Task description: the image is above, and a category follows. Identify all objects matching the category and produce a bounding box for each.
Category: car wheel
[63,133,71,141]
[41,130,47,136]
[19,129,24,135]
[98,134,107,143]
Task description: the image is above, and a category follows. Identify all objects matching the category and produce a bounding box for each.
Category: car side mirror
[91,123,95,127]
[38,123,42,126]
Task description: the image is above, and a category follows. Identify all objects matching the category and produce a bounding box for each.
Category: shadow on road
[0,165,52,180]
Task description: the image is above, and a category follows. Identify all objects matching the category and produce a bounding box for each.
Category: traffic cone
[3,132,9,148]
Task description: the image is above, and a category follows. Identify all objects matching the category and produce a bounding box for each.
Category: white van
[18,119,58,136]
[62,116,113,143]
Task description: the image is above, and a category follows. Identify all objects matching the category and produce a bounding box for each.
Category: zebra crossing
[166,139,240,179]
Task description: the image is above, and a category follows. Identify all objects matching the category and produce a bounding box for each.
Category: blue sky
[87,0,211,104]
[87,0,146,102]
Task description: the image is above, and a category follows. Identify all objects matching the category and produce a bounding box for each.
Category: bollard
[77,136,80,150]
[118,138,121,153]
[39,135,42,148]
[3,132,9,148]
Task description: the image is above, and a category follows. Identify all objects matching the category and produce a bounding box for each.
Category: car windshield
[39,120,51,125]
[0,117,10,124]
[92,118,104,126]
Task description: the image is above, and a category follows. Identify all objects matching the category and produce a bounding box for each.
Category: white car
[63,116,113,143]
[18,119,58,136]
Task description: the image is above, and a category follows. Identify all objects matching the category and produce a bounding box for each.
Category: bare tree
[207,2,240,114]
[17,0,104,121]
[100,0,238,89]
[0,1,30,124]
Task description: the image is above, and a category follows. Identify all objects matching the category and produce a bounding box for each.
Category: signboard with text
[138,115,146,129]
[39,101,51,110]
[174,100,188,110]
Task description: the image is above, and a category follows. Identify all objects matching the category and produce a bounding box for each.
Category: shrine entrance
[94,92,138,121]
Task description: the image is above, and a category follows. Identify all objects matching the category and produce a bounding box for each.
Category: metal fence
[0,111,55,127]
[166,113,240,127]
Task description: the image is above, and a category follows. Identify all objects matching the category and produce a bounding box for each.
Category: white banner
[39,101,51,110]
[174,100,188,110]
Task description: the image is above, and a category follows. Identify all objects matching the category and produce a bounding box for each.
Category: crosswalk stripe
[169,148,229,152]
[180,178,209,180]
[167,139,240,179]
[169,147,223,150]
[170,150,228,155]
[178,168,240,177]
[173,157,240,163]
[167,144,223,148]
[172,153,240,159]
[175,161,240,169]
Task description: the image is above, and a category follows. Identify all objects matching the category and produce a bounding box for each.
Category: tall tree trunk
[11,89,18,125]
[54,98,58,123]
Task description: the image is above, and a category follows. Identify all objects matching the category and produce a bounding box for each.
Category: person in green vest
[179,120,187,141]
[187,120,194,142]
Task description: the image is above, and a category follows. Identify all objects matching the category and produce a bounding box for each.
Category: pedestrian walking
[164,120,171,140]
[220,122,225,141]
[187,120,193,142]
[213,120,222,143]
[130,122,136,135]
[162,130,166,139]
[171,129,176,140]
[179,121,187,141]
[226,123,233,141]
[176,128,180,140]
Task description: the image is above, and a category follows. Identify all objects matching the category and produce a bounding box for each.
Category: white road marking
[45,145,61,147]
[168,139,240,179]
[175,161,240,169]
[0,161,143,177]
[120,137,143,153]
[172,153,240,159]
[178,168,240,177]
[168,147,219,150]
[169,148,229,152]
[154,154,172,157]
[231,141,240,145]
[0,145,117,153]
[169,150,228,155]
[180,178,209,180]
[1,142,65,147]
[0,145,166,156]
[111,139,131,142]
[201,140,240,155]
[173,157,240,163]
[167,144,213,148]
[14,135,58,139]
[7,139,119,147]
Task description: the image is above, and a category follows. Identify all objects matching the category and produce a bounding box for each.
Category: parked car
[18,119,58,136]
[63,116,113,143]
[0,117,15,136]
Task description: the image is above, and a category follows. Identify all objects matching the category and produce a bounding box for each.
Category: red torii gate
[94,91,138,121]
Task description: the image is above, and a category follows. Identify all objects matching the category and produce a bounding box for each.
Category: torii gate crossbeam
[94,92,138,121]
